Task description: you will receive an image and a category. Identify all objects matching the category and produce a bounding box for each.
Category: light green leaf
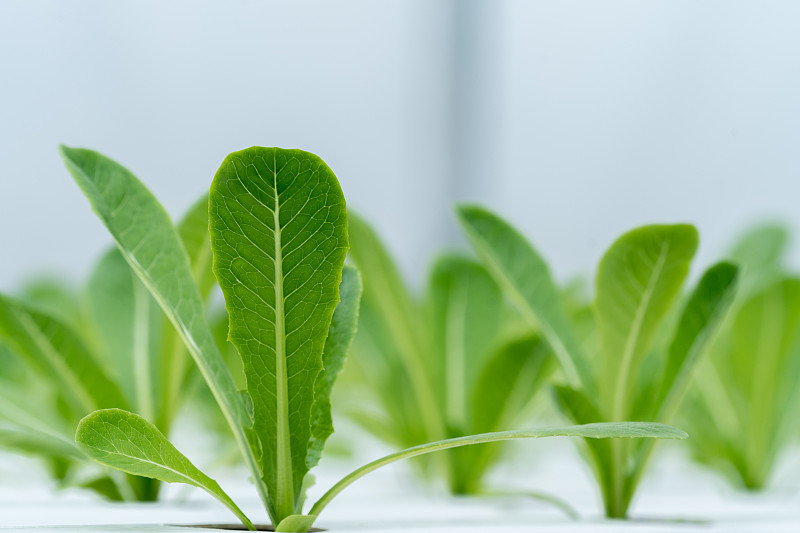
[76,409,254,531]
[731,278,800,485]
[177,193,216,295]
[446,334,551,493]
[348,212,443,441]
[209,147,348,521]
[85,249,162,422]
[0,294,127,417]
[307,264,362,470]
[654,261,739,420]
[59,146,266,512]
[728,223,788,297]
[456,205,591,391]
[607,264,739,514]
[472,335,551,434]
[595,224,698,420]
[0,380,91,490]
[0,423,83,460]
[348,298,427,448]
[428,255,502,432]
[20,278,82,330]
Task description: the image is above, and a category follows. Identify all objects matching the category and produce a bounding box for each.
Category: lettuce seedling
[458,206,739,518]
[64,146,687,531]
[0,196,216,501]
[347,213,556,496]
[682,224,800,489]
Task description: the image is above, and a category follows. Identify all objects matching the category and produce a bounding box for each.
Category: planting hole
[173,525,324,532]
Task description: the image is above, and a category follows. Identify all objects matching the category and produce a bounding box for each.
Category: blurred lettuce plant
[681,224,800,490]
[0,194,216,501]
[458,206,739,518]
[346,213,555,496]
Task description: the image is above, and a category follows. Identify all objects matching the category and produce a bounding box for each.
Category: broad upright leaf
[472,335,552,435]
[594,224,697,420]
[683,277,800,490]
[307,264,362,470]
[0,424,83,461]
[731,279,800,469]
[209,147,348,520]
[20,278,82,330]
[347,212,418,345]
[76,409,254,530]
[0,381,79,459]
[728,223,788,297]
[177,194,216,295]
[652,262,739,419]
[347,298,428,448]
[447,334,552,494]
[605,264,740,515]
[347,212,443,441]
[456,205,591,390]
[86,249,162,422]
[59,146,265,511]
[0,295,127,417]
[428,255,502,431]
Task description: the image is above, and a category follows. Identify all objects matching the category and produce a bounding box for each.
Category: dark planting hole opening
[172,525,324,532]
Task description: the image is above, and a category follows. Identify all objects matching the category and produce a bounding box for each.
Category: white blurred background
[2,0,800,291]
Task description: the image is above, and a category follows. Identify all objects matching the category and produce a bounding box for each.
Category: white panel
[496,0,800,282]
[0,0,453,290]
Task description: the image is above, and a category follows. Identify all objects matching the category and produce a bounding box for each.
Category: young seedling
[457,206,739,518]
[347,213,556,497]
[682,224,800,490]
[0,196,217,501]
[64,146,687,531]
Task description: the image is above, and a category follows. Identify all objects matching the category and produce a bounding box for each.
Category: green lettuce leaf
[209,147,348,521]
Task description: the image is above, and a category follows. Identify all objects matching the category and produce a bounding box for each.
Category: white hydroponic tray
[1,437,799,532]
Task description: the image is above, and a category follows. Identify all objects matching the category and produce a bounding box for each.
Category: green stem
[608,440,628,518]
[212,491,256,531]
[308,423,684,519]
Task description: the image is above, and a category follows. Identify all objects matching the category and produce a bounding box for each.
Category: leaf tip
[454,203,484,220]
[57,143,74,162]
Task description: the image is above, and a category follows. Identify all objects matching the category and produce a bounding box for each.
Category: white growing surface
[2,426,799,531]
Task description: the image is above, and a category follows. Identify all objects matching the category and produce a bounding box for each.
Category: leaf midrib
[611,242,669,421]
[272,156,294,519]
[16,311,97,414]
[465,230,583,389]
